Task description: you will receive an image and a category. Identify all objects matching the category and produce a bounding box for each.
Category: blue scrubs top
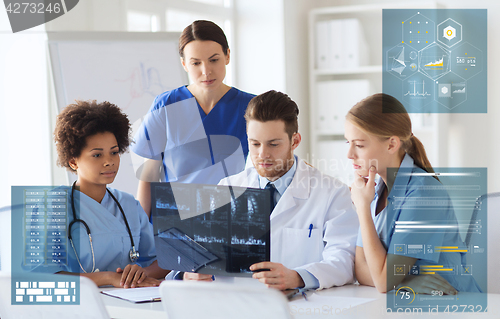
[27,187,156,274]
[131,86,255,185]
[357,154,482,292]
[65,188,156,273]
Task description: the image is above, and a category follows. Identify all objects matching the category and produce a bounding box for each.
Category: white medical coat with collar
[219,157,359,289]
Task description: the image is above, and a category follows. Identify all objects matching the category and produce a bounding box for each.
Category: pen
[302,291,308,301]
[308,224,313,237]
[299,288,308,301]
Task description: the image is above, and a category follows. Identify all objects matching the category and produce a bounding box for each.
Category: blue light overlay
[383,9,487,113]
[386,168,487,312]
[11,186,80,305]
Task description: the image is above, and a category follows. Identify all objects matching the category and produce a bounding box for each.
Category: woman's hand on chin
[351,166,377,214]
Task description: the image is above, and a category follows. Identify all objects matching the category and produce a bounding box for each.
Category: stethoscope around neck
[69,181,139,273]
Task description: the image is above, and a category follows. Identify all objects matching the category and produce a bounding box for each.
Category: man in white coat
[218,90,359,290]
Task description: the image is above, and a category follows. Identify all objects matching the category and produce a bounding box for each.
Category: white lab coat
[219,157,359,289]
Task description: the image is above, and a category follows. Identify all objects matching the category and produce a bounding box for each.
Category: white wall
[282,0,317,160]
[44,0,126,31]
[234,0,313,160]
[233,0,286,95]
[0,7,51,272]
[0,15,51,209]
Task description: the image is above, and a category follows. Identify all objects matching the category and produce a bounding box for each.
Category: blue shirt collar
[374,153,415,201]
[386,153,416,199]
[258,155,297,196]
[400,152,415,169]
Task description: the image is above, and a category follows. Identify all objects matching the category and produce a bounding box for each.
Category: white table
[287,285,499,318]
[102,288,167,319]
[101,284,500,319]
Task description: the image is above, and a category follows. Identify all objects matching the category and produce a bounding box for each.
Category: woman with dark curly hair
[53,100,167,288]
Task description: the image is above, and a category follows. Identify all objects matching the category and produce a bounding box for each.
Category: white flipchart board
[48,32,187,195]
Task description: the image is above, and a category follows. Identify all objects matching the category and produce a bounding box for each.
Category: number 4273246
[5,2,61,14]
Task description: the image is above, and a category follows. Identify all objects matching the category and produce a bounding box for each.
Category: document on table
[101,287,161,303]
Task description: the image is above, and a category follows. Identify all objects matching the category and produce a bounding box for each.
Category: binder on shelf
[316,18,369,71]
[316,80,371,135]
[315,20,330,69]
[342,19,369,69]
[316,81,335,133]
[329,19,344,70]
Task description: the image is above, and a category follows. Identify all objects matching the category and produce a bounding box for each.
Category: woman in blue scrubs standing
[132,20,255,217]
[345,94,482,294]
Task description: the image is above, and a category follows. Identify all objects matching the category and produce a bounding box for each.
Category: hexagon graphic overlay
[437,18,462,48]
[386,44,419,79]
[451,42,483,80]
[434,72,467,110]
[418,43,451,80]
[383,9,487,113]
[402,12,435,51]
[402,73,435,110]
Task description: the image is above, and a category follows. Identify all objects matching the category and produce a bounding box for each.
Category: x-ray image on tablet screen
[151,182,270,277]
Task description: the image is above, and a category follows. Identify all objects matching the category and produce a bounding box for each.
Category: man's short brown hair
[244,90,299,139]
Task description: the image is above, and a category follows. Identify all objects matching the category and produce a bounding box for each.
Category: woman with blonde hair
[345,93,481,294]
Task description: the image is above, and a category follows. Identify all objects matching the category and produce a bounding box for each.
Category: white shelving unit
[308,2,448,185]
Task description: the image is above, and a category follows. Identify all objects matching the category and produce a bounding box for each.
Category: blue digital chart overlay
[383,10,487,113]
[386,168,487,312]
[11,186,80,305]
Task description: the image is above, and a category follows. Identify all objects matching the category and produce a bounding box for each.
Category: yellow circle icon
[396,286,416,305]
[447,29,453,36]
